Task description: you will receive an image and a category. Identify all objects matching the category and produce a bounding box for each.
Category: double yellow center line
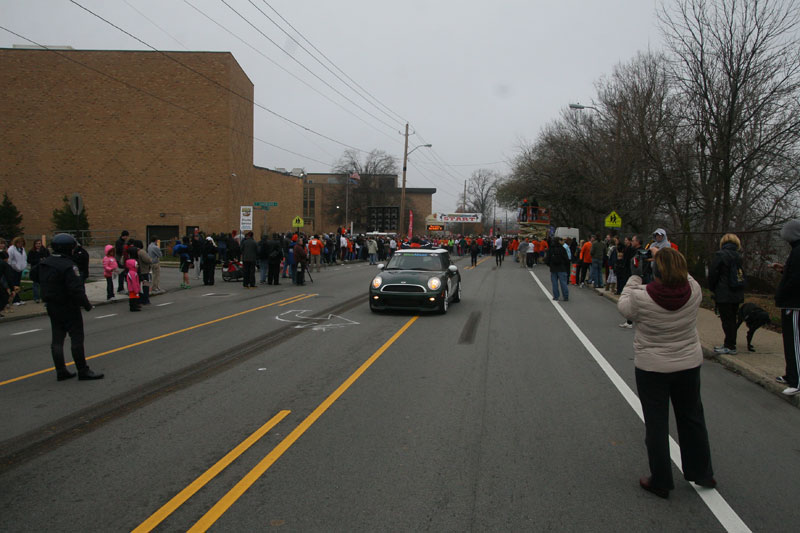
[133,316,418,532]
[0,293,316,387]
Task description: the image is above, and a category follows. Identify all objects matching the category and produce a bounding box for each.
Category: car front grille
[381,284,425,293]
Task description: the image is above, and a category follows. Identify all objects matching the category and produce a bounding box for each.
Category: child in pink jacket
[102,245,118,300]
[125,258,141,312]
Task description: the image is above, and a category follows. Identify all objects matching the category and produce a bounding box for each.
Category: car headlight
[427,277,441,290]
[372,276,383,289]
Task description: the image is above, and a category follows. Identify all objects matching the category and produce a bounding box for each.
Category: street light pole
[399,122,431,238]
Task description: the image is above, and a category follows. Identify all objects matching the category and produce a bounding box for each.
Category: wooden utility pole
[462,179,467,236]
[399,123,410,238]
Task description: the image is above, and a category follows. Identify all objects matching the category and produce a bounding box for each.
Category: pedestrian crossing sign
[292,216,304,228]
[604,211,622,228]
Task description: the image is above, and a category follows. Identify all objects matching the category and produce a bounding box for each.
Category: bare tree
[329,149,399,230]
[458,169,499,226]
[659,0,800,237]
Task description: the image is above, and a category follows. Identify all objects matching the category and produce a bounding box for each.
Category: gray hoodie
[780,219,800,243]
[650,228,671,250]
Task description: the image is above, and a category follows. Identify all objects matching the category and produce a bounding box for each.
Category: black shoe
[693,478,717,489]
[639,476,669,499]
[57,369,77,381]
[78,368,104,380]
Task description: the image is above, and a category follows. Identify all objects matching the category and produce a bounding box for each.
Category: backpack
[728,255,746,289]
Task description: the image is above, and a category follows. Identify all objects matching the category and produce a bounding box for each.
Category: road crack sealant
[0,294,366,475]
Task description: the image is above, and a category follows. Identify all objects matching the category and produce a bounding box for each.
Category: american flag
[348,171,360,185]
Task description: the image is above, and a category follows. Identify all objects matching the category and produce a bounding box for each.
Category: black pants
[267,261,280,285]
[635,366,713,490]
[717,302,739,349]
[106,277,114,299]
[295,264,305,285]
[118,270,126,292]
[495,249,503,265]
[782,309,800,388]
[242,261,256,287]
[203,262,216,285]
[578,262,590,284]
[47,306,88,372]
[470,252,478,266]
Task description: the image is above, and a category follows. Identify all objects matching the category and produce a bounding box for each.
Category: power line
[68,0,370,154]
[260,0,408,126]
[219,0,401,135]
[182,0,402,150]
[247,0,403,128]
[0,25,331,166]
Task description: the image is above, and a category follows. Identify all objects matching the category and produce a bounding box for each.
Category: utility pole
[400,123,410,239]
[462,179,467,236]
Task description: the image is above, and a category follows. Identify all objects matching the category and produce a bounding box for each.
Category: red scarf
[646,279,691,311]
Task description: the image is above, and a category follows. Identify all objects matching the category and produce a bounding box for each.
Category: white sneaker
[782,387,800,396]
[618,322,633,329]
[13,302,22,306]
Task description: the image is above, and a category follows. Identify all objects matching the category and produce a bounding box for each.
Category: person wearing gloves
[770,219,800,396]
[33,234,103,381]
[618,246,715,499]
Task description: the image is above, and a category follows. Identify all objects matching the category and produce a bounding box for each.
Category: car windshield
[385,253,445,271]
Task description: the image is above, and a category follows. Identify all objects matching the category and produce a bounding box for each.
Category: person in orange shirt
[307,234,324,272]
[579,238,593,286]
[540,238,549,264]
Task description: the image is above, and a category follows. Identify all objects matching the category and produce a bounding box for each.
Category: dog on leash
[737,303,771,352]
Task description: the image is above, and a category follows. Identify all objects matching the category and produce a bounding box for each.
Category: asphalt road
[0,255,798,532]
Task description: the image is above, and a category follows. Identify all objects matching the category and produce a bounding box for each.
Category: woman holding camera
[618,247,716,498]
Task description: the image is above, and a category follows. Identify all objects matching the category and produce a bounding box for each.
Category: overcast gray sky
[2,0,662,212]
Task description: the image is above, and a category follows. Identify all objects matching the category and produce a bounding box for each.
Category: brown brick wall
[0,49,302,243]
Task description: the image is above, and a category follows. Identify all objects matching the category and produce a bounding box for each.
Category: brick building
[0,48,303,243]
[303,173,434,236]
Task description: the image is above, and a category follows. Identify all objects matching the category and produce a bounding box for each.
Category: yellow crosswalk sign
[292,216,304,228]
[604,211,622,228]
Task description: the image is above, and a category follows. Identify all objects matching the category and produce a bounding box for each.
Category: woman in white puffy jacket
[618,246,716,499]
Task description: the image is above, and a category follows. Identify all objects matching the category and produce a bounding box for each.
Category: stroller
[221,259,244,282]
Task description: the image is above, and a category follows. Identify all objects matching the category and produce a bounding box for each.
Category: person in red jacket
[579,239,593,286]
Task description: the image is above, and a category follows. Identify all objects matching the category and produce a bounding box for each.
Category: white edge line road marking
[156,302,173,307]
[528,270,751,533]
[95,314,117,319]
[11,329,42,336]
[202,293,215,296]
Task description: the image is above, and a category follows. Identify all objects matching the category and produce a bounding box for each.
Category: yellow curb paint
[0,294,315,387]
[132,410,291,533]
[187,316,419,533]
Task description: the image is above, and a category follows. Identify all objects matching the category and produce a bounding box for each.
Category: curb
[0,289,173,324]
[593,286,799,410]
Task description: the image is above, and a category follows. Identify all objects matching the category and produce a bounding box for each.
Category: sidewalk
[590,285,799,409]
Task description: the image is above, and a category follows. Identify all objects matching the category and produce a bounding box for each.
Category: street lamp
[400,122,432,238]
[569,103,599,111]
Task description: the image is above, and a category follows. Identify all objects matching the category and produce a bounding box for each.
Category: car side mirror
[377,263,385,270]
[448,265,458,274]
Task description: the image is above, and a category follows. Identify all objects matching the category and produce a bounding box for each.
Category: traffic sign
[292,216,304,228]
[69,193,83,216]
[604,211,622,228]
[255,201,278,207]
[267,201,278,207]
[256,206,270,211]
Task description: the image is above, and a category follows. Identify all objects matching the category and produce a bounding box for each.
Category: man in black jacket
[240,231,258,288]
[265,233,284,285]
[771,219,800,396]
[35,234,103,381]
[545,237,570,301]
